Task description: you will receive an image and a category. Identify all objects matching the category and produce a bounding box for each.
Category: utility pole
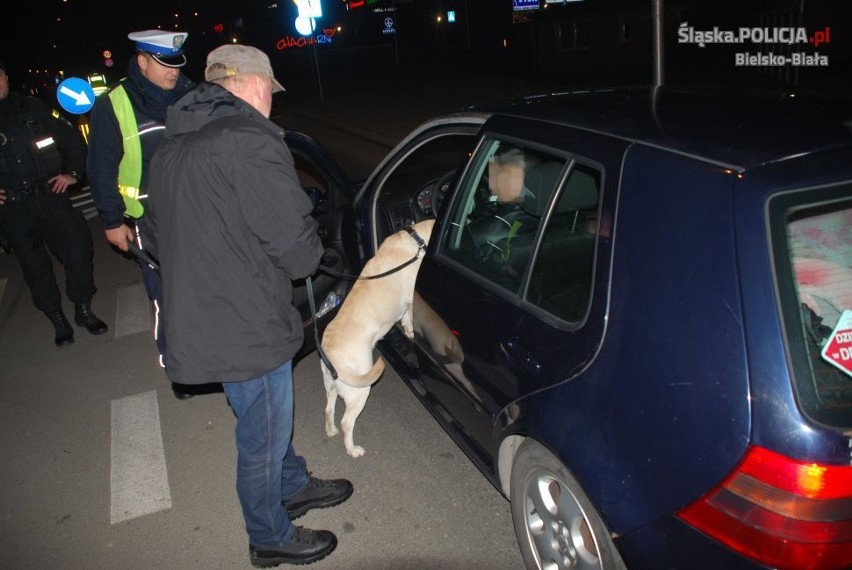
[652,0,664,88]
[464,0,471,51]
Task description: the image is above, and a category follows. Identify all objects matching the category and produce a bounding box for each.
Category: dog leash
[128,225,427,281]
[309,226,426,380]
[128,243,342,379]
[317,226,427,281]
[127,225,427,382]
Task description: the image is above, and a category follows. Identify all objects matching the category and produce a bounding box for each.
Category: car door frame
[285,129,362,359]
[355,113,492,257]
[410,114,631,477]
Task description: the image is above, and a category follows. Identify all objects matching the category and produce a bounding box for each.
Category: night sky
[1,0,363,80]
[4,1,849,98]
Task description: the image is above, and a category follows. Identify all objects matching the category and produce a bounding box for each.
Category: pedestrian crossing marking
[114,283,151,337]
[110,390,172,524]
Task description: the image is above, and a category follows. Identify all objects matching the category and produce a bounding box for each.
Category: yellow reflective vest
[107,84,145,218]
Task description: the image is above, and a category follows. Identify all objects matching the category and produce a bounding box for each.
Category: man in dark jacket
[0,58,108,346]
[87,30,195,398]
[146,44,352,567]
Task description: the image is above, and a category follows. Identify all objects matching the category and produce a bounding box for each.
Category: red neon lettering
[277,36,325,50]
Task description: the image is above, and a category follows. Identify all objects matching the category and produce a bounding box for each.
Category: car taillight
[677,445,852,570]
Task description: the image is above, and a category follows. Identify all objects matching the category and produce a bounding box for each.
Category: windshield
[774,186,852,427]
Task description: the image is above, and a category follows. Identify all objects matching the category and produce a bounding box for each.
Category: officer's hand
[0,188,6,206]
[48,173,78,194]
[105,225,134,252]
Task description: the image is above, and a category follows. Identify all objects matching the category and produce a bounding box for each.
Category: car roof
[475,87,852,172]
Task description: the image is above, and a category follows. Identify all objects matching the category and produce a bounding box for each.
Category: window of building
[557,19,590,50]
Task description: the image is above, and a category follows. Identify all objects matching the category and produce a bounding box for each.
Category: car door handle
[501,336,541,376]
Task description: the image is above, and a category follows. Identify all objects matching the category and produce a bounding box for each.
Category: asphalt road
[0,111,526,569]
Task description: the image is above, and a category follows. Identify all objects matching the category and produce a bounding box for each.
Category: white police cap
[128,30,188,68]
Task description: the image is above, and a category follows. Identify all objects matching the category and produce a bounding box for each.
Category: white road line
[110,390,172,524]
[114,283,151,338]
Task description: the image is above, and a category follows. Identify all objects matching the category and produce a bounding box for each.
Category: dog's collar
[405,225,427,251]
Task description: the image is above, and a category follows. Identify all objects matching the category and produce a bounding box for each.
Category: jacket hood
[163,81,283,140]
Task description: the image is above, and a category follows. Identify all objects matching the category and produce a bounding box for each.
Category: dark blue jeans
[222,360,310,547]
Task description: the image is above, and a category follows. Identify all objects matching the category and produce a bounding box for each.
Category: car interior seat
[529,164,599,321]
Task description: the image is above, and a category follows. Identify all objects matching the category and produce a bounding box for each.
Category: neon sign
[276,32,334,50]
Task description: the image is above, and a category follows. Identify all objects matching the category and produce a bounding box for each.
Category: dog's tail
[338,356,386,388]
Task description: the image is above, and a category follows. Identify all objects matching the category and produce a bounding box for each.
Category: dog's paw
[325,425,339,437]
[346,445,366,458]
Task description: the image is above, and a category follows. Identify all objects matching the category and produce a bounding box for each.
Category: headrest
[557,168,598,213]
[522,162,563,216]
[522,163,598,216]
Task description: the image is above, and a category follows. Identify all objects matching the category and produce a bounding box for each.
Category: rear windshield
[773,185,852,427]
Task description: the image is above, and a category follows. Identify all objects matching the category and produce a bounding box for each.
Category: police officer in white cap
[86,30,196,398]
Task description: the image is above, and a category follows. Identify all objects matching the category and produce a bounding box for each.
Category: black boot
[172,383,194,400]
[45,310,74,347]
[249,527,337,567]
[74,302,108,335]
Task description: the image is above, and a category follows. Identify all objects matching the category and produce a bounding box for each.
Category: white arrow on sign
[59,85,92,106]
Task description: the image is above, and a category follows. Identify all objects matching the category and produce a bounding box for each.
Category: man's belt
[3,180,51,204]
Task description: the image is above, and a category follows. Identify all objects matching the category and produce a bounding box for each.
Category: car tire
[510,440,626,570]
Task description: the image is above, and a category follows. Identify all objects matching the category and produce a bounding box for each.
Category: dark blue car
[284,87,852,569]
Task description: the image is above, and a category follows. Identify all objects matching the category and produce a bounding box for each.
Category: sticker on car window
[821,309,852,378]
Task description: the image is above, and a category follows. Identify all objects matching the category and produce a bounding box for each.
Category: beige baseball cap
[205,44,285,93]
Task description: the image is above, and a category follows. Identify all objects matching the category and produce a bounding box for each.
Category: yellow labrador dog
[321,219,436,457]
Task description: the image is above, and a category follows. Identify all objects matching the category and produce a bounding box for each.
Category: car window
[441,137,602,320]
[527,162,601,322]
[292,151,330,214]
[374,133,476,238]
[442,138,570,293]
[774,189,852,427]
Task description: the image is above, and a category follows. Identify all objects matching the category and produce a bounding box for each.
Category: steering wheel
[466,213,513,264]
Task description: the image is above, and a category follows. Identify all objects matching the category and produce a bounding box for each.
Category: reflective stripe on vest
[108,84,145,218]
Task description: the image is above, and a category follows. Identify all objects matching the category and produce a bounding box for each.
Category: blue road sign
[56,77,95,115]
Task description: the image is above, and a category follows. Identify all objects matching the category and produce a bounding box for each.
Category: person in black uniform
[0,58,108,346]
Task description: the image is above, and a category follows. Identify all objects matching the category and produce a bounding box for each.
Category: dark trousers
[0,193,95,313]
[134,216,167,361]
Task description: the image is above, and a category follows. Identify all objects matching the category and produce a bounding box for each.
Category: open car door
[284,130,361,359]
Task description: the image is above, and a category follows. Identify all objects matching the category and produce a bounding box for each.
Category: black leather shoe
[250,527,337,568]
[173,388,194,400]
[284,476,353,520]
[45,310,74,347]
[74,302,108,335]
